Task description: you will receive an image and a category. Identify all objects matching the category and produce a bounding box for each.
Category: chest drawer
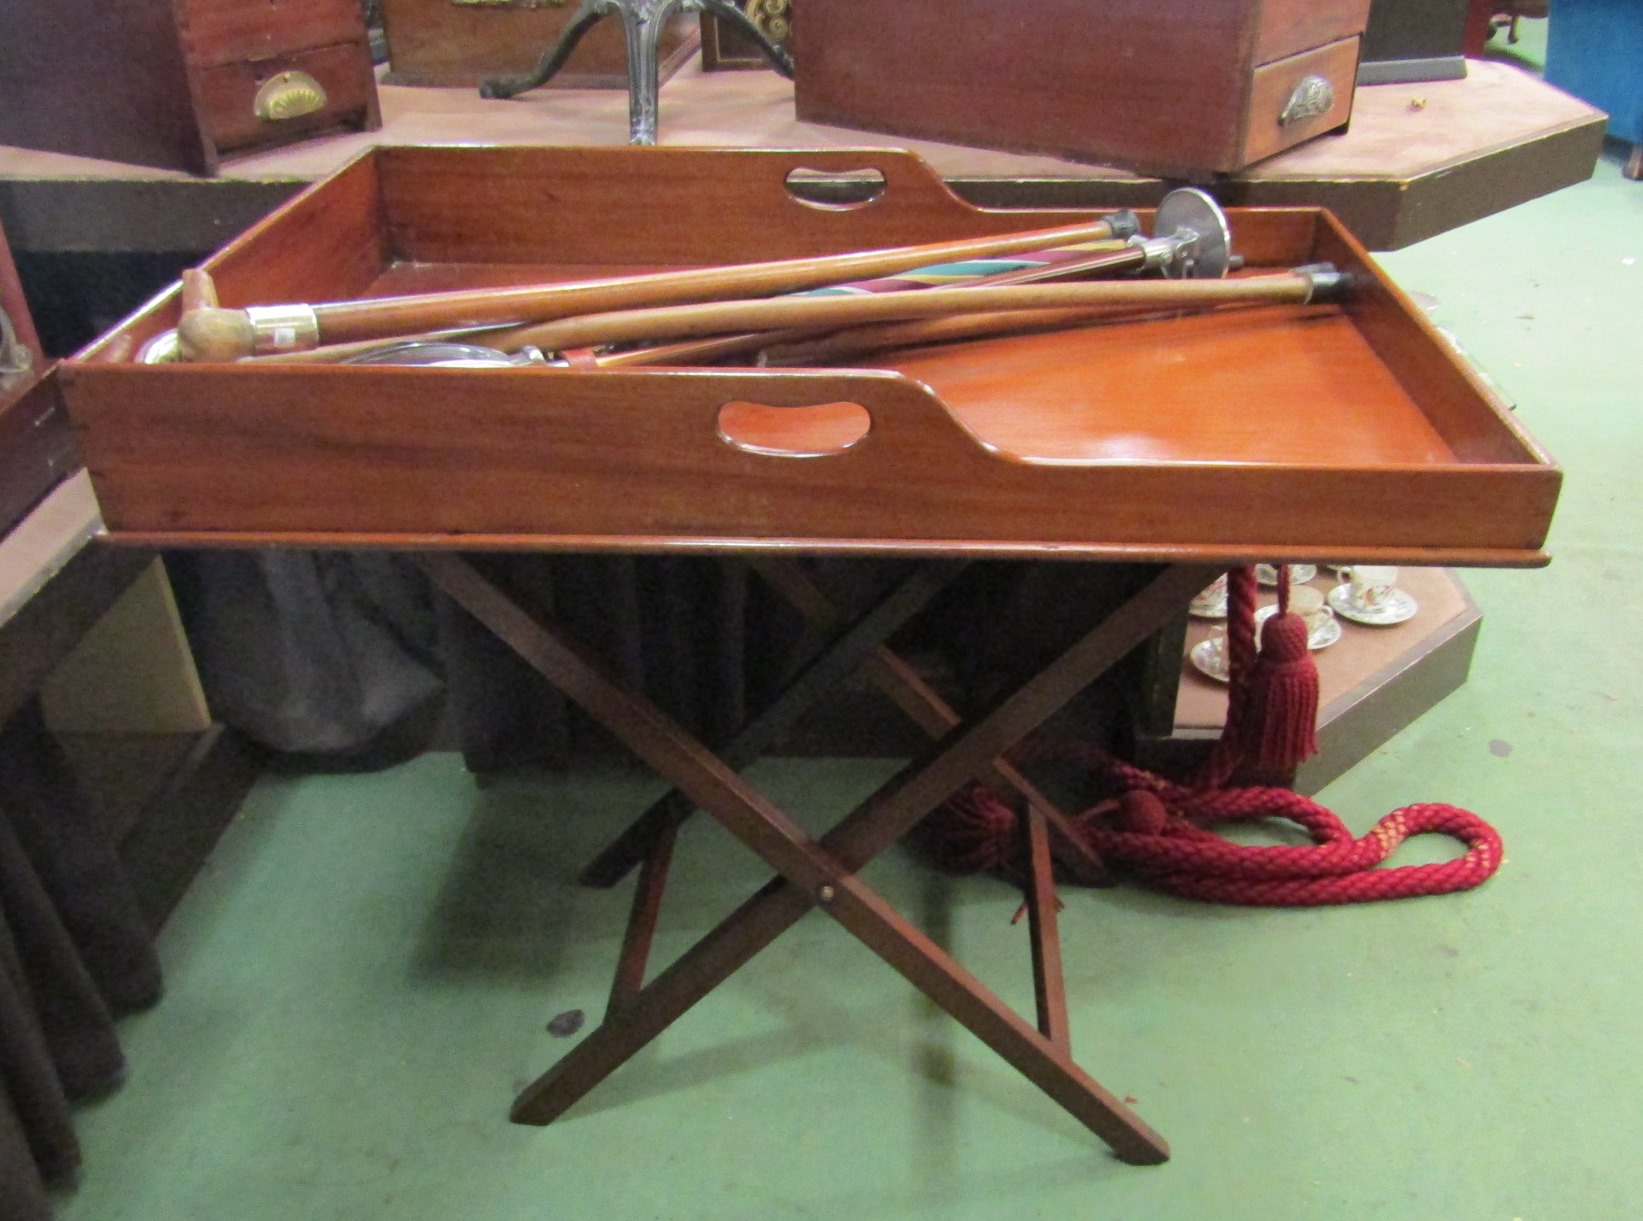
[1241,36,1362,166]
[197,42,380,154]
[0,0,379,175]
[795,0,1370,177]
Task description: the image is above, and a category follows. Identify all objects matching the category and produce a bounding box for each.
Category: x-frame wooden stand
[417,552,1221,1164]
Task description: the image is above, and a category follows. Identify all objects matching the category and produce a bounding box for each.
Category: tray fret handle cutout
[717,399,871,457]
[784,166,888,212]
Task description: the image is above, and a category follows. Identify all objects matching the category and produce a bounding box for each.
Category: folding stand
[419,552,1220,1163]
[578,556,1114,891]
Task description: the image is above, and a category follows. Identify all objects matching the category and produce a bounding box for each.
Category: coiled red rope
[916,565,1505,906]
[921,764,1503,906]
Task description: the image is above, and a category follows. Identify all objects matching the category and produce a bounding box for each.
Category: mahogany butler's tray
[59,146,1559,566]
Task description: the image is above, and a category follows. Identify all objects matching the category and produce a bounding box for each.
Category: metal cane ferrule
[1104,210,1141,241]
[1292,262,1352,302]
[245,304,321,354]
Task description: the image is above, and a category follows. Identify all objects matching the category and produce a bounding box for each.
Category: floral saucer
[1254,604,1342,650]
[1189,637,1231,682]
[1188,591,1228,619]
[1326,584,1418,626]
[1256,564,1317,587]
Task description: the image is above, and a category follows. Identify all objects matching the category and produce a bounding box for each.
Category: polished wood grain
[0,0,212,174]
[60,147,1560,565]
[179,0,369,68]
[1254,0,1373,63]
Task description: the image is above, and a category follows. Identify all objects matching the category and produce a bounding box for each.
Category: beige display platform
[0,58,1604,256]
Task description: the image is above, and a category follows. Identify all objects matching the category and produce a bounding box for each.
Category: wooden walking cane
[489,267,1351,357]
[169,213,1142,362]
[591,239,1184,369]
[238,237,1148,368]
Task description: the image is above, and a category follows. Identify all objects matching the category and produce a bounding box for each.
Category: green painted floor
[55,47,1643,1221]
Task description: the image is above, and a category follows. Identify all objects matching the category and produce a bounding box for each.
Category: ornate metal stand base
[481,0,795,145]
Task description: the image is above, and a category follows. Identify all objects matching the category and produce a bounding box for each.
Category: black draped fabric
[163,551,446,764]
[167,550,861,772]
[0,699,162,1218]
[165,549,1137,774]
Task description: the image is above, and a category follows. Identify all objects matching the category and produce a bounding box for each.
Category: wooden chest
[378,0,701,88]
[57,146,1559,567]
[0,0,380,176]
[794,0,1373,178]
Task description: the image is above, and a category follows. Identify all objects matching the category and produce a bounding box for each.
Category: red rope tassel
[1238,569,1319,771]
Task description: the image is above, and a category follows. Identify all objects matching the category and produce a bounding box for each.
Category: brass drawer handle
[1279,74,1335,126]
[255,71,329,123]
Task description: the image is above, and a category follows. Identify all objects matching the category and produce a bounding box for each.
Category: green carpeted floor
[53,35,1643,1221]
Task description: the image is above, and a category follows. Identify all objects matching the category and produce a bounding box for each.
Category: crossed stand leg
[418,552,1217,1164]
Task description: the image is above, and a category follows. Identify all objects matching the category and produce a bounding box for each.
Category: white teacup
[1264,585,1335,642]
[1287,584,1335,634]
[1341,565,1399,614]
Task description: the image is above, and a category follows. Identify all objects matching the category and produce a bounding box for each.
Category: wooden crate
[379,0,701,88]
[0,0,380,176]
[59,146,1558,567]
[794,0,1373,178]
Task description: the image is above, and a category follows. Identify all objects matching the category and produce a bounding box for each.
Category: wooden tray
[57,146,1559,567]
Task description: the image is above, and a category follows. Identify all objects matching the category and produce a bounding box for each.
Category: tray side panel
[204,151,391,308]
[1313,213,1555,467]
[65,365,1560,559]
[374,145,1160,267]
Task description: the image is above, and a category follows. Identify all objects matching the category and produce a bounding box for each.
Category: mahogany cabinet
[794,0,1374,178]
[0,0,380,175]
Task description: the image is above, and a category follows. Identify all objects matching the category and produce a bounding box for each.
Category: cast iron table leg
[481,0,794,145]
